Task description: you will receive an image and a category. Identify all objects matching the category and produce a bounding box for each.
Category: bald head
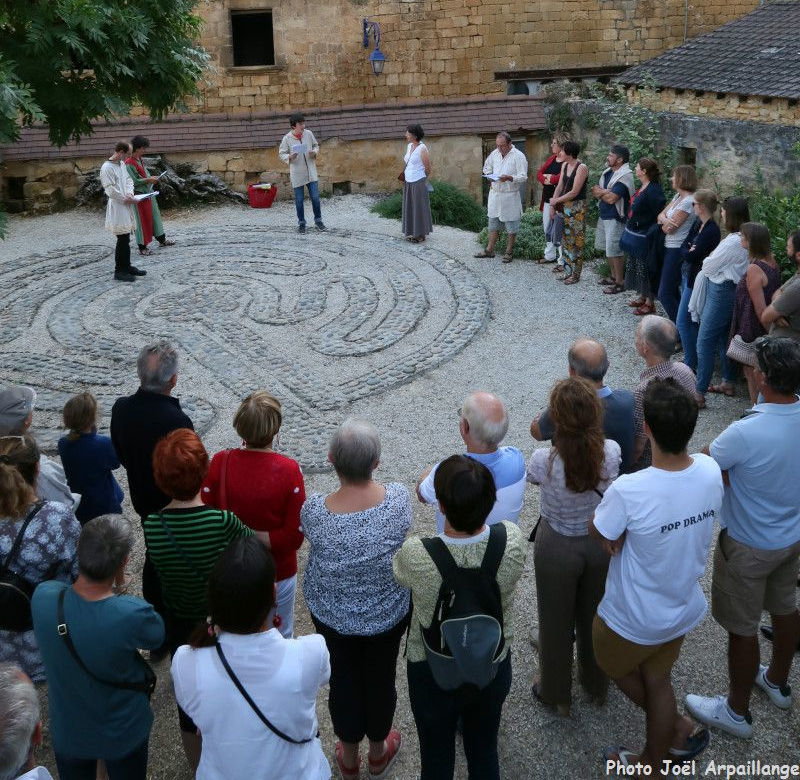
[568,339,609,385]
[460,391,508,449]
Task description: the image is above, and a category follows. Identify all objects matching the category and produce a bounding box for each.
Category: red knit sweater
[201,449,305,580]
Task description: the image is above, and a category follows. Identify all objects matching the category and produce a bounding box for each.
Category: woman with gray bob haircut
[301,418,410,779]
[31,515,165,780]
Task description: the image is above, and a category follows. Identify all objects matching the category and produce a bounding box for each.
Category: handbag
[397,169,405,182]
[0,501,46,631]
[726,334,758,367]
[57,586,157,698]
[619,226,647,258]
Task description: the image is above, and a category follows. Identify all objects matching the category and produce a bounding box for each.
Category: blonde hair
[693,188,718,213]
[0,435,39,518]
[63,392,98,441]
[233,391,282,448]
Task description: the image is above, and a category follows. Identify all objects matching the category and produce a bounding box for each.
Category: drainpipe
[683,0,689,42]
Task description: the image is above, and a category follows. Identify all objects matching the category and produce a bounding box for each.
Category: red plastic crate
[248,183,277,208]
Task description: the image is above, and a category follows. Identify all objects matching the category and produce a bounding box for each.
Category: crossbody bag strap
[0,501,45,576]
[214,640,316,745]
[158,512,204,581]
[57,587,155,696]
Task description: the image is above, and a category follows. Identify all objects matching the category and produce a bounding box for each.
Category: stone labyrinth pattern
[1,226,490,470]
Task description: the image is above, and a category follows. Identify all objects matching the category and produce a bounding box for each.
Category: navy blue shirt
[598,170,630,222]
[680,219,721,287]
[58,432,123,525]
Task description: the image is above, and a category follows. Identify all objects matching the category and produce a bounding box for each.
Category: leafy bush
[370,180,487,232]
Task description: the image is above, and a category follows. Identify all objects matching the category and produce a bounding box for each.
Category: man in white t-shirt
[591,378,723,772]
[416,391,525,534]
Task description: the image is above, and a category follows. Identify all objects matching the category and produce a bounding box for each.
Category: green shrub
[370,180,487,233]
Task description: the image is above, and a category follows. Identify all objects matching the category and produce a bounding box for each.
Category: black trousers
[311,612,409,743]
[115,233,131,271]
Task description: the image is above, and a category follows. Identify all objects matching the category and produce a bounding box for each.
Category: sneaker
[113,271,136,282]
[755,665,792,709]
[298,224,306,234]
[685,694,753,739]
[315,221,327,231]
[129,266,147,276]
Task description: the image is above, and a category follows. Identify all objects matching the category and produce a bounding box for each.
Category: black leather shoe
[129,266,147,276]
[114,271,136,282]
[298,224,306,234]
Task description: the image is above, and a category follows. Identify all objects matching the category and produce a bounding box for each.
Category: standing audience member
[0,385,78,509]
[32,515,164,780]
[202,391,304,638]
[536,134,568,263]
[527,378,620,716]
[676,190,721,372]
[592,379,722,771]
[686,337,800,738]
[394,456,525,780]
[417,391,525,533]
[110,341,194,637]
[761,230,800,340]
[302,419,410,780]
[144,429,252,771]
[172,537,331,780]
[623,158,667,315]
[125,136,175,255]
[592,145,634,293]
[99,141,140,282]
[692,196,750,406]
[58,393,123,526]
[475,131,528,263]
[0,434,79,682]
[727,223,781,404]
[278,114,326,234]
[401,124,433,244]
[530,339,635,474]
[0,663,52,780]
[632,316,697,469]
[549,140,589,283]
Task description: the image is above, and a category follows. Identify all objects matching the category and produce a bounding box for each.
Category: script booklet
[291,143,308,155]
[133,191,159,202]
[483,173,500,181]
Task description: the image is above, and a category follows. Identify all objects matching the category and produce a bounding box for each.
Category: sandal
[563,275,580,285]
[501,253,513,264]
[696,394,707,409]
[532,682,570,717]
[598,277,614,286]
[536,257,557,264]
[474,249,495,258]
[335,742,361,780]
[603,283,625,294]
[627,297,646,308]
[551,263,566,274]
[668,727,710,761]
[368,729,401,779]
[634,303,656,316]
[708,383,735,397]
[602,746,638,766]
[138,248,155,256]
[158,239,175,247]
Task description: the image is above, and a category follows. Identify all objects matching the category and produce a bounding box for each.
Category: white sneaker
[755,664,792,710]
[685,694,753,739]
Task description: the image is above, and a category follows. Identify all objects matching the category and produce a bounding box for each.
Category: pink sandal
[335,742,361,780]
[368,729,402,779]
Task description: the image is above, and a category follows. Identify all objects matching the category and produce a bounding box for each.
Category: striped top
[143,506,253,621]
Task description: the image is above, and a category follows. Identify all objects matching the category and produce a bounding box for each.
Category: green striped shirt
[144,506,253,621]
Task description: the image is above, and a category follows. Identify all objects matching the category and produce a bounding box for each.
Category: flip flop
[668,727,710,761]
[602,746,638,766]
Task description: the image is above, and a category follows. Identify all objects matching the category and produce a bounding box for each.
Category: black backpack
[0,501,46,632]
[420,522,507,690]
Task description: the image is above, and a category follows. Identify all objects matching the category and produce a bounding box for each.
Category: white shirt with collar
[483,146,528,222]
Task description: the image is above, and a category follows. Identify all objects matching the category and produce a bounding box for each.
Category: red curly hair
[152,429,209,500]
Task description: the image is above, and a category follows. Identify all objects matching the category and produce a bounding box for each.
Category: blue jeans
[657,247,683,322]
[676,269,699,371]
[696,279,736,394]
[408,653,512,780]
[55,738,148,780]
[293,180,322,226]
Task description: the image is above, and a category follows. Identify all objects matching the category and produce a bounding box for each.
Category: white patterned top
[301,483,411,635]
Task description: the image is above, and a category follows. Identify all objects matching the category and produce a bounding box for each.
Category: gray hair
[755,336,800,395]
[136,340,179,392]
[329,418,381,482]
[568,340,609,383]
[639,315,677,360]
[78,514,133,581]
[496,131,512,144]
[461,392,508,448]
[0,663,39,780]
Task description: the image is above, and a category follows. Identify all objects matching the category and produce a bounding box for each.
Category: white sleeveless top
[404,143,428,183]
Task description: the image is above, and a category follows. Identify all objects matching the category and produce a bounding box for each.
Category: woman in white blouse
[401,124,433,243]
[694,197,751,406]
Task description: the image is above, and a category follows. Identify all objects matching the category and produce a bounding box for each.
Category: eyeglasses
[456,407,463,418]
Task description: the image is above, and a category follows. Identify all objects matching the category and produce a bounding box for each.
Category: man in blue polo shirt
[417,391,525,533]
[687,337,800,738]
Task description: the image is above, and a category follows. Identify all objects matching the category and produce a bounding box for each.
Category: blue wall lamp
[362,18,386,76]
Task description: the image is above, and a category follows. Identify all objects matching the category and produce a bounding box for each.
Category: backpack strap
[480,523,507,579]
[0,501,45,576]
[420,536,459,583]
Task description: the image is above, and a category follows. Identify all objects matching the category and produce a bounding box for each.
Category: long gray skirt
[402,178,433,238]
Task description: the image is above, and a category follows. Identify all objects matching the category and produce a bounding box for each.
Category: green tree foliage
[0,0,208,147]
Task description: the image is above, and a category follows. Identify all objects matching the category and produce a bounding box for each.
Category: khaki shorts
[593,616,685,679]
[711,529,800,636]
[595,218,625,257]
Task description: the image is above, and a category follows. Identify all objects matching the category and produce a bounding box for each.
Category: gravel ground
[2,196,797,779]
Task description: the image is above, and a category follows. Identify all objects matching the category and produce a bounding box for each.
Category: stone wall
[628,86,800,127]
[125,0,759,117]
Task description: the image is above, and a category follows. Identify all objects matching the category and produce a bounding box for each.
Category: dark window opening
[332,181,351,196]
[678,147,697,166]
[7,177,26,200]
[231,11,274,67]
